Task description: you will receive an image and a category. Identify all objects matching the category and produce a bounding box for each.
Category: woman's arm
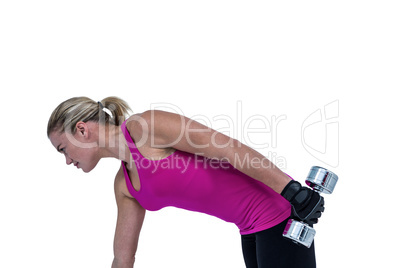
[137,110,291,194]
[112,169,146,268]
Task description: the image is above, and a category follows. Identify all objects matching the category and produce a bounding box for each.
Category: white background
[1,1,401,267]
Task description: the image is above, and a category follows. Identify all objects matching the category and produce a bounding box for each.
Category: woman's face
[49,122,101,173]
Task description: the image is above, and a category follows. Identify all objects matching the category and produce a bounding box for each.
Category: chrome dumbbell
[282,166,338,248]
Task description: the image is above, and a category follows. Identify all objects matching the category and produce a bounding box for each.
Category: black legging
[241,218,316,268]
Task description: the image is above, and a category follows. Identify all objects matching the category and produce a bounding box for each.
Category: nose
[65,155,73,165]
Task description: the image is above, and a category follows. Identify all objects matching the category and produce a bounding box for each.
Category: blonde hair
[47,96,132,137]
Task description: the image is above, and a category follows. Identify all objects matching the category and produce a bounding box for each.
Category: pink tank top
[121,120,291,235]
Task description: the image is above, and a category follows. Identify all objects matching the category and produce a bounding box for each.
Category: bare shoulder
[114,165,133,199]
[124,112,153,145]
[114,165,146,217]
[125,111,178,154]
[127,110,182,130]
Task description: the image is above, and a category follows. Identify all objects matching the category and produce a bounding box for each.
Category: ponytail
[47,96,132,137]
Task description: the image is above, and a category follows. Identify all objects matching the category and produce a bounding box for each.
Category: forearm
[228,140,291,194]
[112,257,135,268]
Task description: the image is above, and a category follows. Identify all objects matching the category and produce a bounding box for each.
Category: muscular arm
[112,168,146,268]
[136,110,291,194]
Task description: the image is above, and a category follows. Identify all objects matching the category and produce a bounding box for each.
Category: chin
[81,165,95,173]
[82,168,91,173]
[82,159,100,173]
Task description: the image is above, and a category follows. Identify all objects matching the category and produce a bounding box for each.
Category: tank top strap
[121,119,143,159]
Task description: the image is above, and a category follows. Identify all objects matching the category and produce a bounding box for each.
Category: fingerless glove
[281,180,325,226]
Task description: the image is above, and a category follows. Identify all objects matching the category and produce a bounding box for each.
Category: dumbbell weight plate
[305,166,338,194]
[283,219,316,248]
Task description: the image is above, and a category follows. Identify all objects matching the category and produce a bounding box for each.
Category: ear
[75,122,88,137]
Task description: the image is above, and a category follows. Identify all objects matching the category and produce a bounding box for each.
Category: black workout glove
[281,180,325,226]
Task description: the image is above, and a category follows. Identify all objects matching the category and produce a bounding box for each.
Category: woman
[47,96,324,268]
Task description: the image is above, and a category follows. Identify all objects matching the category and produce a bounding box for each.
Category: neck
[98,124,132,163]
